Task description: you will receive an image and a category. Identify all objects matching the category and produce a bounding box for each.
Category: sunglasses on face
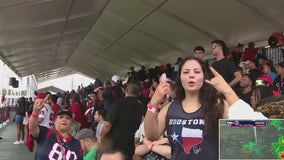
[211,45,220,49]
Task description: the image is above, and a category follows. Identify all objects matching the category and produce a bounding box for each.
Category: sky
[38,74,95,91]
[0,59,95,92]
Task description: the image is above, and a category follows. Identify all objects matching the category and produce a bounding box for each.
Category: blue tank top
[166,100,218,160]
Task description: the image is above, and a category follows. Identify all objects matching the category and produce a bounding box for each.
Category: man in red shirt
[70,94,88,136]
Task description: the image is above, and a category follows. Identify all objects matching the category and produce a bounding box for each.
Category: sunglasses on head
[255,80,268,86]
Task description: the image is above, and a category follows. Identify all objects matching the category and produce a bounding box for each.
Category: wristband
[31,113,39,118]
[150,144,155,151]
[147,103,159,113]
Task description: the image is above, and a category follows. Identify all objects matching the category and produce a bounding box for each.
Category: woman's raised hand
[150,73,171,108]
[33,95,50,112]
[205,67,232,94]
[205,67,239,106]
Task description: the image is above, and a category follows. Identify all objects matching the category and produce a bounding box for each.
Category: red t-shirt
[70,103,88,129]
[142,89,150,98]
[51,104,61,116]
[87,101,92,109]
[243,47,258,61]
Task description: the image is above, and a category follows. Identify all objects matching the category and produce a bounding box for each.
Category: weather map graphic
[219,119,284,159]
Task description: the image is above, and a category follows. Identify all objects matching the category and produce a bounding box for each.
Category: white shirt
[96,122,105,138]
[135,122,145,143]
[228,99,267,119]
[56,97,63,108]
[38,103,54,128]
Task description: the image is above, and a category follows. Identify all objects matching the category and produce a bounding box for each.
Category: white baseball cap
[111,75,121,83]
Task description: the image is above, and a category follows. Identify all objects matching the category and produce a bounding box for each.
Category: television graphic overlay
[219,119,284,159]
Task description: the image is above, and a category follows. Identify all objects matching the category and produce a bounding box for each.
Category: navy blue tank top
[166,100,218,160]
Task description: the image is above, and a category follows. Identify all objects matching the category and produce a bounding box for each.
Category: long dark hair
[264,60,276,73]
[175,56,224,135]
[18,97,26,114]
[253,86,274,107]
[72,93,86,113]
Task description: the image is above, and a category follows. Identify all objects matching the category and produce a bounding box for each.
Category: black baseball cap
[56,109,72,118]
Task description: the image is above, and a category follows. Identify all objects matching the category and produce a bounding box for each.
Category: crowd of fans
[5,39,284,159]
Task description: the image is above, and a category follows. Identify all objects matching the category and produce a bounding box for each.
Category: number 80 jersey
[33,126,83,160]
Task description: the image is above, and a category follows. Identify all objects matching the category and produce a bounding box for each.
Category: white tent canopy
[0,0,283,83]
